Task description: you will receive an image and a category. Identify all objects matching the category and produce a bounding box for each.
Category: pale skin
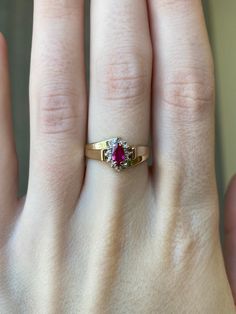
[0,0,236,313]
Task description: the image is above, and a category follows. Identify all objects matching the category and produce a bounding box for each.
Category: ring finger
[86,0,152,182]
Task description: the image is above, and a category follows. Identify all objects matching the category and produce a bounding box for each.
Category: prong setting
[104,138,133,172]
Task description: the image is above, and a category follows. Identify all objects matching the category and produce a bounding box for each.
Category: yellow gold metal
[85,138,149,171]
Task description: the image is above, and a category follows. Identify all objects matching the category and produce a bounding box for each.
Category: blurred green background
[0,1,235,205]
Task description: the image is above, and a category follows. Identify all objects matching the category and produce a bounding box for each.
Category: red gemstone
[112,143,125,166]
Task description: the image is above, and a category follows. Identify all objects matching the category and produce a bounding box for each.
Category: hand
[0,1,235,313]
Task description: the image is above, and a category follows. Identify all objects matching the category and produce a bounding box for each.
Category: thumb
[224,175,236,304]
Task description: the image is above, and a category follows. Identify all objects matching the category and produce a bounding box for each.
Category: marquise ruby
[112,143,125,166]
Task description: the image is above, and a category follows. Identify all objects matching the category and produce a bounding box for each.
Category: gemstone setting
[104,138,133,171]
[112,143,125,166]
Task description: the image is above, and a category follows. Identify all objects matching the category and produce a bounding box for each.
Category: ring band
[85,137,149,172]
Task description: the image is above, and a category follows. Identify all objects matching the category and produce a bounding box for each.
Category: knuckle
[97,50,151,105]
[36,150,84,183]
[162,68,215,119]
[38,92,78,136]
[164,204,218,270]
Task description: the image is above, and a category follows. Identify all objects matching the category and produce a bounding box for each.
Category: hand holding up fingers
[0,1,235,313]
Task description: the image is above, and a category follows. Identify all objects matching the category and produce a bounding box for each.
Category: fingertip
[224,174,236,233]
[228,175,236,190]
[0,32,9,67]
[0,32,7,50]
[0,31,5,42]
[224,174,236,303]
[225,175,236,205]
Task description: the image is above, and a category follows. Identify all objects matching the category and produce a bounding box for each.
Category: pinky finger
[224,175,236,304]
[0,33,18,231]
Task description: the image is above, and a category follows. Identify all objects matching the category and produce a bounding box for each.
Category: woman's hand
[0,0,235,313]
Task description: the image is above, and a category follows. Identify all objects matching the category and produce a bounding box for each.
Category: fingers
[224,175,236,303]
[26,1,87,213]
[148,1,215,202]
[0,33,18,234]
[87,0,152,178]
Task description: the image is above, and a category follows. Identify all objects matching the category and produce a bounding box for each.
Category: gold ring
[85,137,149,172]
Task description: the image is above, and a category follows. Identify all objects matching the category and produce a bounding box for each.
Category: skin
[225,176,236,305]
[0,0,235,313]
